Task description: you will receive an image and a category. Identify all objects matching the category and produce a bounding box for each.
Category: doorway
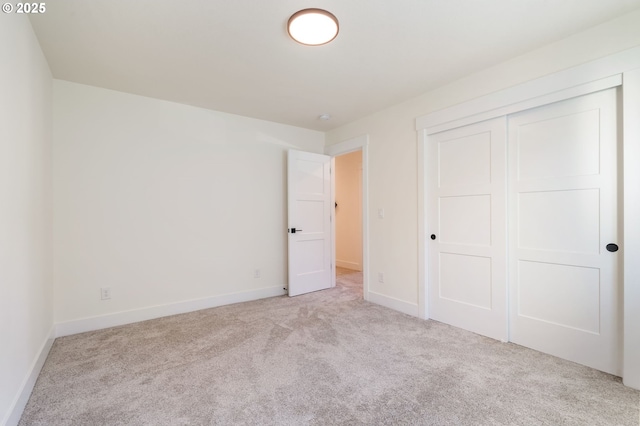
[326,134,370,302]
[334,150,363,298]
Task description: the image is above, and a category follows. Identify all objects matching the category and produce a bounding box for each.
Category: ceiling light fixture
[287,9,339,46]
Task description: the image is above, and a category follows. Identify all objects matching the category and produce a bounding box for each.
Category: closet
[424,88,620,375]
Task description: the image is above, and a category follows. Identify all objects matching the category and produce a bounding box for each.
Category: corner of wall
[2,327,55,426]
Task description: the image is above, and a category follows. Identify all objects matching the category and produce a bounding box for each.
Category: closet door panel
[427,117,507,341]
[508,88,620,375]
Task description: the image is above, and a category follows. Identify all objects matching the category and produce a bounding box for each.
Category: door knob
[289,228,303,234]
[606,243,618,252]
[430,234,436,240]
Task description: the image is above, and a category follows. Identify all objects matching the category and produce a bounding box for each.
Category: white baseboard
[335,259,362,271]
[367,291,419,317]
[3,326,55,426]
[55,286,286,338]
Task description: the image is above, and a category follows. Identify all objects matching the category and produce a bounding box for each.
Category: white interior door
[427,117,507,341]
[287,149,332,297]
[508,88,621,375]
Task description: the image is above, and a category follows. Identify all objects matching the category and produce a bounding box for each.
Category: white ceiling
[30,0,640,131]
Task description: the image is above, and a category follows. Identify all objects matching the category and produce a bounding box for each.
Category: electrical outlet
[100,287,111,300]
[378,272,384,283]
[378,208,385,219]
[254,269,261,278]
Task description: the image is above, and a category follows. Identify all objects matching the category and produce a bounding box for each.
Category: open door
[287,149,332,296]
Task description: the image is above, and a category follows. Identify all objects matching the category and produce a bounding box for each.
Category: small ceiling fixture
[319,113,331,121]
[287,9,339,46]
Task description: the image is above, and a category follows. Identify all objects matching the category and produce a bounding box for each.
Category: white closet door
[508,88,621,375]
[427,118,507,341]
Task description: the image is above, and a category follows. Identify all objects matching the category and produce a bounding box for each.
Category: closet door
[508,88,620,375]
[427,118,507,341]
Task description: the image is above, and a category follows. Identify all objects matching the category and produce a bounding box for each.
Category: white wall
[0,15,53,426]
[326,9,640,310]
[335,151,362,271]
[53,81,324,329]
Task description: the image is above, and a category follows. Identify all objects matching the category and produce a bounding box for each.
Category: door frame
[417,45,640,389]
[326,135,370,300]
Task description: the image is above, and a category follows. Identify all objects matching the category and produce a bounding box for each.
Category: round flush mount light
[287,9,339,46]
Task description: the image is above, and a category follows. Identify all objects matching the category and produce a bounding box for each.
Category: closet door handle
[430,234,436,240]
[606,243,618,252]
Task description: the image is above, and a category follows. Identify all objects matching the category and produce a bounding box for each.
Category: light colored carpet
[19,268,640,425]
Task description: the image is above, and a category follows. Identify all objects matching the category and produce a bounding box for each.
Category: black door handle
[289,228,303,234]
[430,234,436,240]
[606,243,618,252]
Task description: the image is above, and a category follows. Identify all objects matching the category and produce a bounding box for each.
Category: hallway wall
[335,151,363,271]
